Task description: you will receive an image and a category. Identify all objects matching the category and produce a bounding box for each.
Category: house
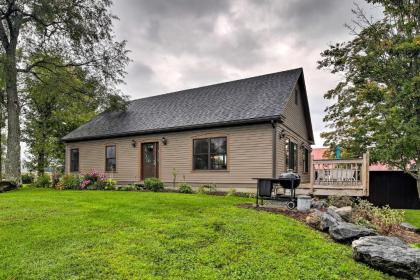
[63,68,314,192]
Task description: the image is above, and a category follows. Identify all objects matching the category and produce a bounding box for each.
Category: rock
[400,222,420,233]
[0,181,18,193]
[327,206,343,222]
[305,209,323,228]
[329,222,376,242]
[352,236,420,279]
[319,212,342,231]
[311,199,328,209]
[335,206,352,221]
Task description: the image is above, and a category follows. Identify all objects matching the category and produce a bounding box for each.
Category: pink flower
[80,179,91,189]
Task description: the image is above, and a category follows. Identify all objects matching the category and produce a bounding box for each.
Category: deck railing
[309,152,369,196]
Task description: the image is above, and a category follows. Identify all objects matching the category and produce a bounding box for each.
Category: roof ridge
[129,67,303,103]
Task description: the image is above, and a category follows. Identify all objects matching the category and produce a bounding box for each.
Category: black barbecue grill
[253,170,301,209]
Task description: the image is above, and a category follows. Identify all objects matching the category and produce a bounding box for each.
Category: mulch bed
[237,203,420,245]
[237,203,312,224]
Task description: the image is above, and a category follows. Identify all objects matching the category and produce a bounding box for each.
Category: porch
[297,153,370,197]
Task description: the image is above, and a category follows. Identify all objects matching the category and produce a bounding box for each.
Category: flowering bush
[80,179,91,189]
[80,170,108,190]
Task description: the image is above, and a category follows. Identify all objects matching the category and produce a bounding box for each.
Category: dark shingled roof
[63,68,309,141]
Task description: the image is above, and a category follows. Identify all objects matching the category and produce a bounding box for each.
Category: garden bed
[237,203,420,245]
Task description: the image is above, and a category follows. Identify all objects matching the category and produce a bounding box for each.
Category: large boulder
[305,209,323,228]
[352,236,420,279]
[329,222,376,242]
[0,181,18,193]
[334,206,352,221]
[319,212,343,231]
[327,206,343,221]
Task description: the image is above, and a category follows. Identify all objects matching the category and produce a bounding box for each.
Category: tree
[23,54,127,174]
[318,1,420,196]
[0,0,129,182]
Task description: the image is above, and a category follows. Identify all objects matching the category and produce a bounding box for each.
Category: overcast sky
[110,0,382,147]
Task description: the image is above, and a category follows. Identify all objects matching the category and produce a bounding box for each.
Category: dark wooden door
[141,142,159,180]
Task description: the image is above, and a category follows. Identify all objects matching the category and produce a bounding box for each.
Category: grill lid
[279,169,300,179]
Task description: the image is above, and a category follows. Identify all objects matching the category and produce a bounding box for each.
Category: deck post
[364,152,370,196]
[310,155,314,194]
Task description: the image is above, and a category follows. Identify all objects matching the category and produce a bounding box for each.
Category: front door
[141,142,159,180]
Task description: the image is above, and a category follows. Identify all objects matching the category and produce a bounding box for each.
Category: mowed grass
[0,189,393,280]
[404,209,420,228]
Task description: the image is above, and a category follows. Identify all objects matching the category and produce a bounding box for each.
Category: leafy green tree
[318,1,420,196]
[0,0,129,182]
[23,57,105,175]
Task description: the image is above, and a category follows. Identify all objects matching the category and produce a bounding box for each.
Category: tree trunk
[4,49,21,183]
[37,151,45,176]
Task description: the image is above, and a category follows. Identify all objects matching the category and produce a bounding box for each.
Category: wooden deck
[293,153,370,197]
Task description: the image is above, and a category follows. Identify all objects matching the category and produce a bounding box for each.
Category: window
[303,148,309,173]
[285,139,298,172]
[105,145,116,172]
[193,137,227,170]
[70,148,79,172]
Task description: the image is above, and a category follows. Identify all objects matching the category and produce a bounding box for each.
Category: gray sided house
[63,68,314,192]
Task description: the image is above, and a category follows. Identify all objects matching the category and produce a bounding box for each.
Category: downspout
[271,120,277,178]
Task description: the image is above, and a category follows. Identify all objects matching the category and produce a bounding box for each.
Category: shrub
[197,184,216,194]
[226,188,237,196]
[60,174,82,190]
[116,184,138,191]
[80,179,91,190]
[33,174,51,188]
[80,170,107,190]
[327,195,353,208]
[21,173,34,184]
[51,173,61,188]
[144,177,164,192]
[371,205,405,234]
[352,199,405,234]
[178,183,193,194]
[104,178,117,190]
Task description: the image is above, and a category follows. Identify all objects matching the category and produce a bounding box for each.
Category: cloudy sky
[111,0,382,147]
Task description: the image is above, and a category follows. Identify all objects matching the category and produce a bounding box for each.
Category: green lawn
[404,209,420,228]
[0,189,393,280]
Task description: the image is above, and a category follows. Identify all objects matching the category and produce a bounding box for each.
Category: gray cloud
[111,0,383,146]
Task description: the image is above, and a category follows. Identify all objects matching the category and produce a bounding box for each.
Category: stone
[400,222,420,233]
[352,236,420,279]
[335,206,352,221]
[329,222,377,242]
[311,199,328,209]
[305,209,323,228]
[319,212,342,231]
[327,206,343,222]
[0,181,18,193]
